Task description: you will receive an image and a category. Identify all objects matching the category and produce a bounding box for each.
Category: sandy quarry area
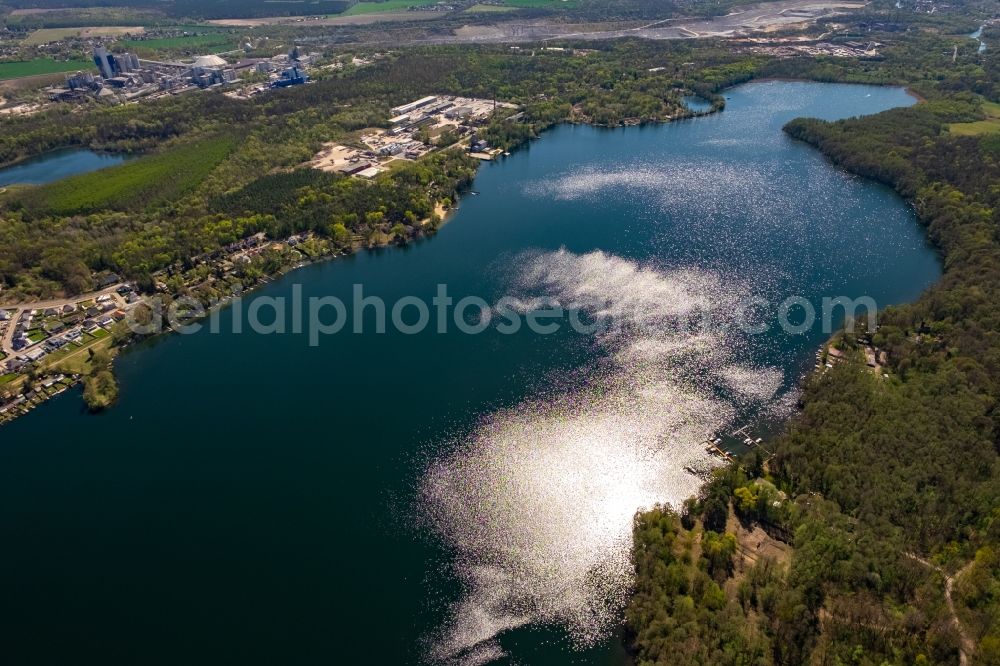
[310,143,362,172]
[443,0,868,43]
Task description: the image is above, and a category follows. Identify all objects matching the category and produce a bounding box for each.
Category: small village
[0,281,136,423]
[0,234,299,424]
[0,220,436,424]
[0,88,520,424]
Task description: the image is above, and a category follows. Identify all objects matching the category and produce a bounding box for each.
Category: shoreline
[0,74,958,662]
[0,79,920,431]
[751,75,927,103]
[0,145,136,175]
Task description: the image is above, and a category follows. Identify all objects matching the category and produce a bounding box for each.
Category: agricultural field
[117,32,235,52]
[23,26,144,46]
[14,135,237,216]
[0,58,93,81]
[949,101,1000,136]
[340,0,443,16]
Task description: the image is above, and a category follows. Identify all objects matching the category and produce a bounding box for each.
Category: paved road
[1,284,125,357]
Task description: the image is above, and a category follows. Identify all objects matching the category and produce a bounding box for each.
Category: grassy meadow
[0,59,94,81]
[117,32,235,52]
[23,26,143,46]
[340,0,442,16]
[949,101,1000,136]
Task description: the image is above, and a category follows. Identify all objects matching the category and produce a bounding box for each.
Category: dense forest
[626,9,1000,666]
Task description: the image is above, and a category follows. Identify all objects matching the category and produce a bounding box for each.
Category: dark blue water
[0,148,129,187]
[0,82,939,666]
[683,94,713,113]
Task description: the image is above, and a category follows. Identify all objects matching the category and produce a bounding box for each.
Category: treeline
[0,92,255,166]
[0,0,354,20]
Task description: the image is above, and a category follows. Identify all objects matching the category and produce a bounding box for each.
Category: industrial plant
[309,94,521,179]
[46,45,317,103]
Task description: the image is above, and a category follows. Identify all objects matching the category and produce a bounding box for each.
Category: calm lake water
[0,148,129,187]
[0,82,939,666]
[683,94,713,113]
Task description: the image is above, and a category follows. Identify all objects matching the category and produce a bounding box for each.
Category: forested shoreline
[626,13,1000,666]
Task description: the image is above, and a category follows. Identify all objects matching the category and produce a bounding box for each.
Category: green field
[0,59,93,81]
[41,341,84,366]
[340,0,442,16]
[949,101,1000,136]
[17,135,237,215]
[23,28,83,45]
[119,33,234,52]
[23,26,142,46]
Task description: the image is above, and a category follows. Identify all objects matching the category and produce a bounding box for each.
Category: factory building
[93,47,115,79]
[93,47,140,79]
[391,96,438,116]
[65,71,97,90]
[271,66,309,88]
[52,45,318,104]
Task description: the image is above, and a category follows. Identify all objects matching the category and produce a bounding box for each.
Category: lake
[0,148,129,187]
[683,94,713,113]
[0,82,940,666]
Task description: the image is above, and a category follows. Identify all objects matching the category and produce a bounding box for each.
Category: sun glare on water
[421,248,784,665]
